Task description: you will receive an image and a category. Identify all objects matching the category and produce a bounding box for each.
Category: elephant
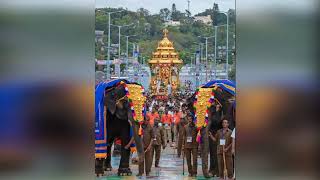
[95,81,145,176]
[186,85,235,177]
[187,86,235,131]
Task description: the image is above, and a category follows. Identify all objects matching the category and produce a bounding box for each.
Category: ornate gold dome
[157,29,174,50]
[149,29,183,64]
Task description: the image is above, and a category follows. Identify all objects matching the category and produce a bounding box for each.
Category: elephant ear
[208,105,216,118]
[186,94,196,113]
[104,85,127,115]
[104,89,117,114]
[213,89,226,110]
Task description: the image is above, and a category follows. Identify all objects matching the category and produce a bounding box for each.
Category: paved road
[97,145,219,180]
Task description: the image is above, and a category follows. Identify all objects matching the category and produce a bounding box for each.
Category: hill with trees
[96,3,235,68]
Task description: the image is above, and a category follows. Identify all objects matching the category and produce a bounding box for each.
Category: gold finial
[163,28,169,37]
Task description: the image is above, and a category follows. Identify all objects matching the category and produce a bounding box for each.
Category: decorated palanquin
[149,29,183,98]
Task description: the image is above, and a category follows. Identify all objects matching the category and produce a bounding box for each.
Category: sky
[95,0,235,15]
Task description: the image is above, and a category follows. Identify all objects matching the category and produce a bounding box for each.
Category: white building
[164,20,181,27]
[95,30,104,44]
[193,15,212,25]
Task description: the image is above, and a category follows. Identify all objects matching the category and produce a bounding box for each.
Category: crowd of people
[130,93,236,179]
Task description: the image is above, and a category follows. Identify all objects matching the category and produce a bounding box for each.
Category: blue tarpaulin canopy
[95,79,130,158]
[202,79,236,95]
[95,79,130,117]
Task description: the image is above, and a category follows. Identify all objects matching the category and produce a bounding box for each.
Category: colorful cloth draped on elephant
[95,79,146,176]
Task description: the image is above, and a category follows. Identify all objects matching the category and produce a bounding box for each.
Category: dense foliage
[95,3,235,68]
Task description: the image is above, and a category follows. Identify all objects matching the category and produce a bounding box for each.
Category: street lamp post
[218,11,230,79]
[108,13,111,79]
[118,27,121,59]
[199,36,214,82]
[200,43,204,65]
[205,38,209,82]
[132,43,135,57]
[211,24,228,80]
[126,36,129,76]
[214,26,217,79]
[226,12,229,79]
[106,10,123,80]
[111,23,134,76]
[125,35,137,77]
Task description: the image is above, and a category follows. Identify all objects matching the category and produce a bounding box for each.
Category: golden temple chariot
[149,29,183,97]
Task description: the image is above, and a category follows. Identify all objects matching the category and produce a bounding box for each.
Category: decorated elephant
[186,80,236,177]
[95,79,146,176]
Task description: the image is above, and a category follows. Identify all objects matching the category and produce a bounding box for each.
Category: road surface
[96,145,219,180]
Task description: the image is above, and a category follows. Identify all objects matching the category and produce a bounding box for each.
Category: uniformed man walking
[147,107,160,127]
[183,113,199,177]
[176,111,187,158]
[209,119,234,180]
[138,116,154,177]
[151,118,166,167]
[161,109,172,145]
[173,108,181,144]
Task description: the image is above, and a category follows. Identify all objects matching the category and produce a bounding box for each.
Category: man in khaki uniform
[182,114,199,177]
[176,114,187,158]
[151,118,166,167]
[161,109,172,145]
[209,119,233,179]
[138,117,154,176]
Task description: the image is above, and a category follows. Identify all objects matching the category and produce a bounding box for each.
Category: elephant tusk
[116,96,127,105]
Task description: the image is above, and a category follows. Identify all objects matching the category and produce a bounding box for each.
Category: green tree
[171,3,177,20]
[171,3,186,21]
[95,5,235,66]
[159,8,171,21]
[137,8,150,17]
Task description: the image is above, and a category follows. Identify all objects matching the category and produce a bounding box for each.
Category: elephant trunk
[131,122,145,163]
[200,127,210,175]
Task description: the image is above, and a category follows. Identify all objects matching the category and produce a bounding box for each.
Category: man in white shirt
[167,84,172,95]
[149,98,158,112]
[167,98,174,109]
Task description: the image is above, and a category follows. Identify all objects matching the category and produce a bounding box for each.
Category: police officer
[138,116,154,177]
[209,119,233,179]
[183,113,198,177]
[151,118,166,167]
[161,108,172,145]
[176,111,187,158]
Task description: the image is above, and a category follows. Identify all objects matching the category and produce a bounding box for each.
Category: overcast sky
[95,0,235,15]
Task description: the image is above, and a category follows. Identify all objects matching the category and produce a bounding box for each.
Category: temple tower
[148,29,183,98]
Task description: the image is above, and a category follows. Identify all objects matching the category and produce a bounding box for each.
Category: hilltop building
[193,15,212,25]
[164,20,181,27]
[95,30,104,44]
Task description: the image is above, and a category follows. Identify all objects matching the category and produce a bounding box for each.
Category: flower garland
[193,87,215,142]
[123,83,146,136]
